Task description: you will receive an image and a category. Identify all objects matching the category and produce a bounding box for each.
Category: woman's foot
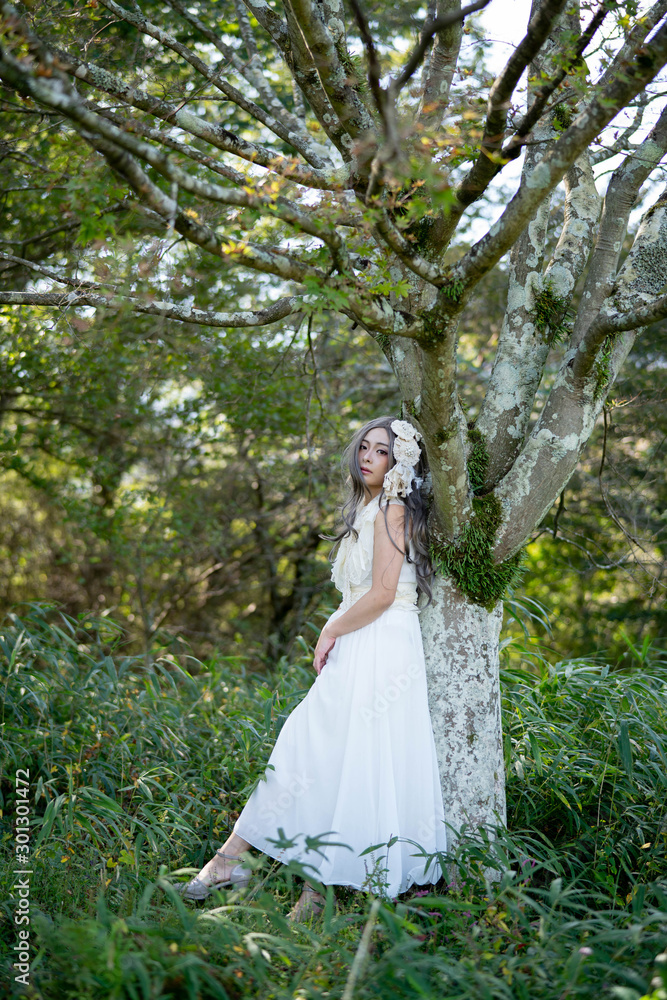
[288,883,327,923]
[195,850,245,887]
[179,834,252,901]
[179,852,250,901]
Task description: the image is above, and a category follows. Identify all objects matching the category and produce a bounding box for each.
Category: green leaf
[618,721,634,776]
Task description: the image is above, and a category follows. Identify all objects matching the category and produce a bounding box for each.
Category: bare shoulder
[377,496,405,509]
[376,497,405,517]
[374,499,406,536]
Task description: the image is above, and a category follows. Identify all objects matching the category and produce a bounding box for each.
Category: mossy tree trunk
[420,578,505,840]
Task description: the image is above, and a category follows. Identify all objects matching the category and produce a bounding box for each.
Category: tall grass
[501,634,667,897]
[1,602,666,999]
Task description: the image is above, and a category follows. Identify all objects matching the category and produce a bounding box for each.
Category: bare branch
[0,252,101,288]
[572,184,667,382]
[501,0,667,179]
[96,0,327,169]
[583,290,667,340]
[233,0,259,58]
[590,89,667,162]
[1,233,417,343]
[373,212,446,285]
[63,92,354,271]
[1,74,417,337]
[0,24,419,341]
[0,9,342,191]
[433,0,582,251]
[501,1,610,159]
[456,0,570,204]
[0,39,352,272]
[392,0,491,92]
[240,0,290,50]
[163,0,314,149]
[417,0,464,132]
[596,0,667,90]
[589,97,646,167]
[89,104,246,186]
[341,300,423,338]
[85,132,326,284]
[571,102,667,350]
[287,0,375,143]
[346,0,406,201]
[350,0,491,198]
[0,289,304,327]
[449,22,667,298]
[267,1,352,156]
[65,55,340,188]
[348,0,387,127]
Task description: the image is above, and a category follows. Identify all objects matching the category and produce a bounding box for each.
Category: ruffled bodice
[331,495,419,612]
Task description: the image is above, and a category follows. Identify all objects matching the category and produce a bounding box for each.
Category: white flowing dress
[232,493,448,897]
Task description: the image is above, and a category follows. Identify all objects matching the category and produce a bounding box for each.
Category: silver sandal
[178,850,252,901]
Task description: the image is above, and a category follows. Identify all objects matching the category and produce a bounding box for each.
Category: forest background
[1,182,665,669]
[0,0,665,668]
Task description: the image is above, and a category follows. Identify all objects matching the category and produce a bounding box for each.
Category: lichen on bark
[419,312,445,348]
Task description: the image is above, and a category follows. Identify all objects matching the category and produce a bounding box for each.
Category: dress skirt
[232,600,448,898]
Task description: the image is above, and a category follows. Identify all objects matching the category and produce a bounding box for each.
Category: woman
[180,416,448,921]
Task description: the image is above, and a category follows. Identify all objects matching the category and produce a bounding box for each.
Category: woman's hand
[313,628,336,676]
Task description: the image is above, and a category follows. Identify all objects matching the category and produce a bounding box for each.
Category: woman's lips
[361,468,371,474]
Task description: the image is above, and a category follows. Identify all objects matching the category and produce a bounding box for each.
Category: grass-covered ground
[1,602,666,999]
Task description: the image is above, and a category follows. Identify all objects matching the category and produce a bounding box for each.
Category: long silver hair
[323,415,434,605]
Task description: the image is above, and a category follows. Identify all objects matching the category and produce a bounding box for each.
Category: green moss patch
[533,279,570,345]
[467,426,490,494]
[593,334,615,401]
[430,494,524,610]
[552,102,574,131]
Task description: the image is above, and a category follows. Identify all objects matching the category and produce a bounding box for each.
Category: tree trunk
[420,576,505,847]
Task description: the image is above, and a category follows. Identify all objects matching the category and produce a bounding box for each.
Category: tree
[2,0,667,843]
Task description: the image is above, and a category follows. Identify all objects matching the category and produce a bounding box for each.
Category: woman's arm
[326,503,406,639]
[313,504,405,674]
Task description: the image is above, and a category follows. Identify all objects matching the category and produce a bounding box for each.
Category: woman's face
[358,427,390,498]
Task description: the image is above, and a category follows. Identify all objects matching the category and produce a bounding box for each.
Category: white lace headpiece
[383,419,423,499]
